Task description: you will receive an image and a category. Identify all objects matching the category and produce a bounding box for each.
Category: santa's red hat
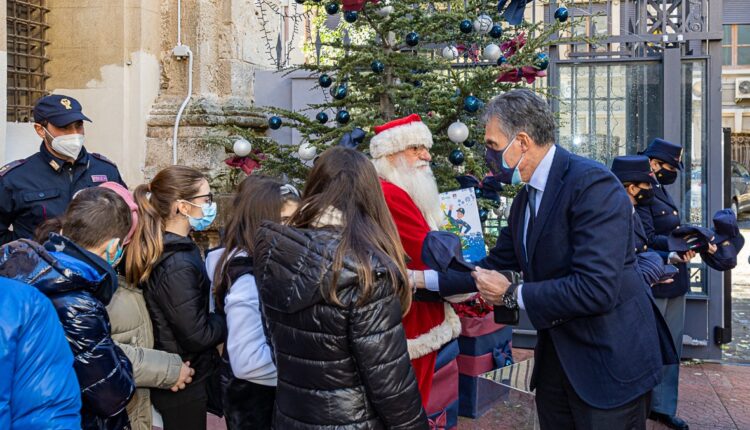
[369,114,433,159]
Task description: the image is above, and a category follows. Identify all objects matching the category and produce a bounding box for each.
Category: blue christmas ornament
[336,110,350,124]
[534,52,549,70]
[316,112,329,124]
[371,60,385,74]
[331,83,348,100]
[405,32,420,47]
[497,56,507,65]
[554,7,569,22]
[268,116,282,130]
[325,2,339,15]
[475,188,483,198]
[459,19,473,34]
[489,24,503,38]
[479,208,489,222]
[344,10,358,23]
[449,149,465,166]
[318,74,333,88]
[464,139,477,148]
[463,95,480,113]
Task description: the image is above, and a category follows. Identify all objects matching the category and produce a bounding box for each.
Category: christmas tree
[227,1,578,208]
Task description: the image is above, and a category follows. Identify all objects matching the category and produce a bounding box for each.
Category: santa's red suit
[380,179,461,406]
[371,114,462,407]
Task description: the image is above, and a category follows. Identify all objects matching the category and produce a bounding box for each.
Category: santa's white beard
[374,156,444,231]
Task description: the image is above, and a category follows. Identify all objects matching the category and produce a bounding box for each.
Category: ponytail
[124,165,206,285]
[126,184,164,284]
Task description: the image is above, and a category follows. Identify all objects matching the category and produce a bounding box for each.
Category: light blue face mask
[105,239,124,267]
[501,146,524,185]
[183,201,218,231]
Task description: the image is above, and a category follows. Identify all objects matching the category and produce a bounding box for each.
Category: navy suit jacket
[442,146,677,409]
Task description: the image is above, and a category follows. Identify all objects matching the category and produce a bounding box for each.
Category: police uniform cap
[611,155,657,185]
[33,95,92,127]
[639,138,684,170]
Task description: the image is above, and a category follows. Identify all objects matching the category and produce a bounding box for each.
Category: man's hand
[706,243,718,255]
[471,267,510,305]
[170,361,195,392]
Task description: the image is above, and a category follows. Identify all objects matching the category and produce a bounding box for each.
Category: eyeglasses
[188,193,214,205]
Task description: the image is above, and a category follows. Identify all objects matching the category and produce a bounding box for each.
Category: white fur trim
[407,302,462,360]
[369,121,433,159]
[444,292,479,303]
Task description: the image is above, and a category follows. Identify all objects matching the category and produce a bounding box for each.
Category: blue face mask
[105,239,124,267]
[183,201,217,231]
[485,137,524,185]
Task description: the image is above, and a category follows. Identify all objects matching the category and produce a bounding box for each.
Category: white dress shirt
[517,145,556,310]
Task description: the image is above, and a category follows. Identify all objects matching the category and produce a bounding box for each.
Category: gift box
[426,359,459,415]
[458,373,510,418]
[426,341,460,428]
[456,313,513,418]
[435,339,459,371]
[427,398,459,430]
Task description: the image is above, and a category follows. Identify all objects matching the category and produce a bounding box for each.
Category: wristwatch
[502,283,520,309]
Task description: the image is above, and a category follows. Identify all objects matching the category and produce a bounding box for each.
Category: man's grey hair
[481,89,556,146]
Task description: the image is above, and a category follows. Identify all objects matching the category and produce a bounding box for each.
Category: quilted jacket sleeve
[66,295,135,418]
[153,264,226,352]
[116,343,182,389]
[348,287,428,430]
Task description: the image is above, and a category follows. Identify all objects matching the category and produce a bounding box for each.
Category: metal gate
[513,0,726,360]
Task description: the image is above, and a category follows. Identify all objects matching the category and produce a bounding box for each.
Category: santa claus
[370,114,466,407]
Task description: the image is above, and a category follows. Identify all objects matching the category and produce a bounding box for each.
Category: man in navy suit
[465,90,676,429]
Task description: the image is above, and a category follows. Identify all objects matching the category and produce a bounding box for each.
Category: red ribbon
[224,151,266,175]
[428,410,447,430]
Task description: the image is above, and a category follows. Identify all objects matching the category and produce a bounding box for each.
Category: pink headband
[99,182,138,245]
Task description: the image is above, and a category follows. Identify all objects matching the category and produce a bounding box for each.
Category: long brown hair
[126,165,205,284]
[213,175,300,313]
[290,146,411,314]
[34,187,131,249]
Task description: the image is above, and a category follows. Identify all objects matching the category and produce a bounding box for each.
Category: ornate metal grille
[6,0,49,122]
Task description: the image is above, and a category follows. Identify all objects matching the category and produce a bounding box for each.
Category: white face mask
[44,128,85,160]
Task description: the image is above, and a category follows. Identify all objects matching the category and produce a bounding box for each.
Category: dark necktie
[524,185,537,262]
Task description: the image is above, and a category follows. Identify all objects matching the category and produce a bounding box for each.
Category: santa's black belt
[413,289,443,302]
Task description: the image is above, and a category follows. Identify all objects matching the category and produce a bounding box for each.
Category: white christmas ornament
[441,45,459,60]
[473,14,493,34]
[298,143,317,161]
[447,121,469,144]
[232,138,252,157]
[483,43,502,62]
[376,5,394,16]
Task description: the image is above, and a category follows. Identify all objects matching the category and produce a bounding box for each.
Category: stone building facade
[3,0,305,186]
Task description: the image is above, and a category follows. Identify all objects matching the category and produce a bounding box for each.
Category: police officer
[0,95,126,245]
[611,155,657,255]
[635,138,704,430]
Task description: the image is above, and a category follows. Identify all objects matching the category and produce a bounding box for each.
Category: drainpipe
[172,0,193,165]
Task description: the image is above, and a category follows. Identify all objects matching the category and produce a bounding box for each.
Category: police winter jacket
[0,234,135,430]
[254,221,428,430]
[106,276,183,430]
[141,233,226,384]
[0,276,82,430]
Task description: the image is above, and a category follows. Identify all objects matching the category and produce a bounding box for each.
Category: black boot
[649,412,689,430]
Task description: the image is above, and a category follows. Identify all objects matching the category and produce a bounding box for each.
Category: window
[6,0,49,122]
[723,24,750,66]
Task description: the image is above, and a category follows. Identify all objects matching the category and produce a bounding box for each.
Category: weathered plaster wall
[44,0,162,185]
[1,1,7,163]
